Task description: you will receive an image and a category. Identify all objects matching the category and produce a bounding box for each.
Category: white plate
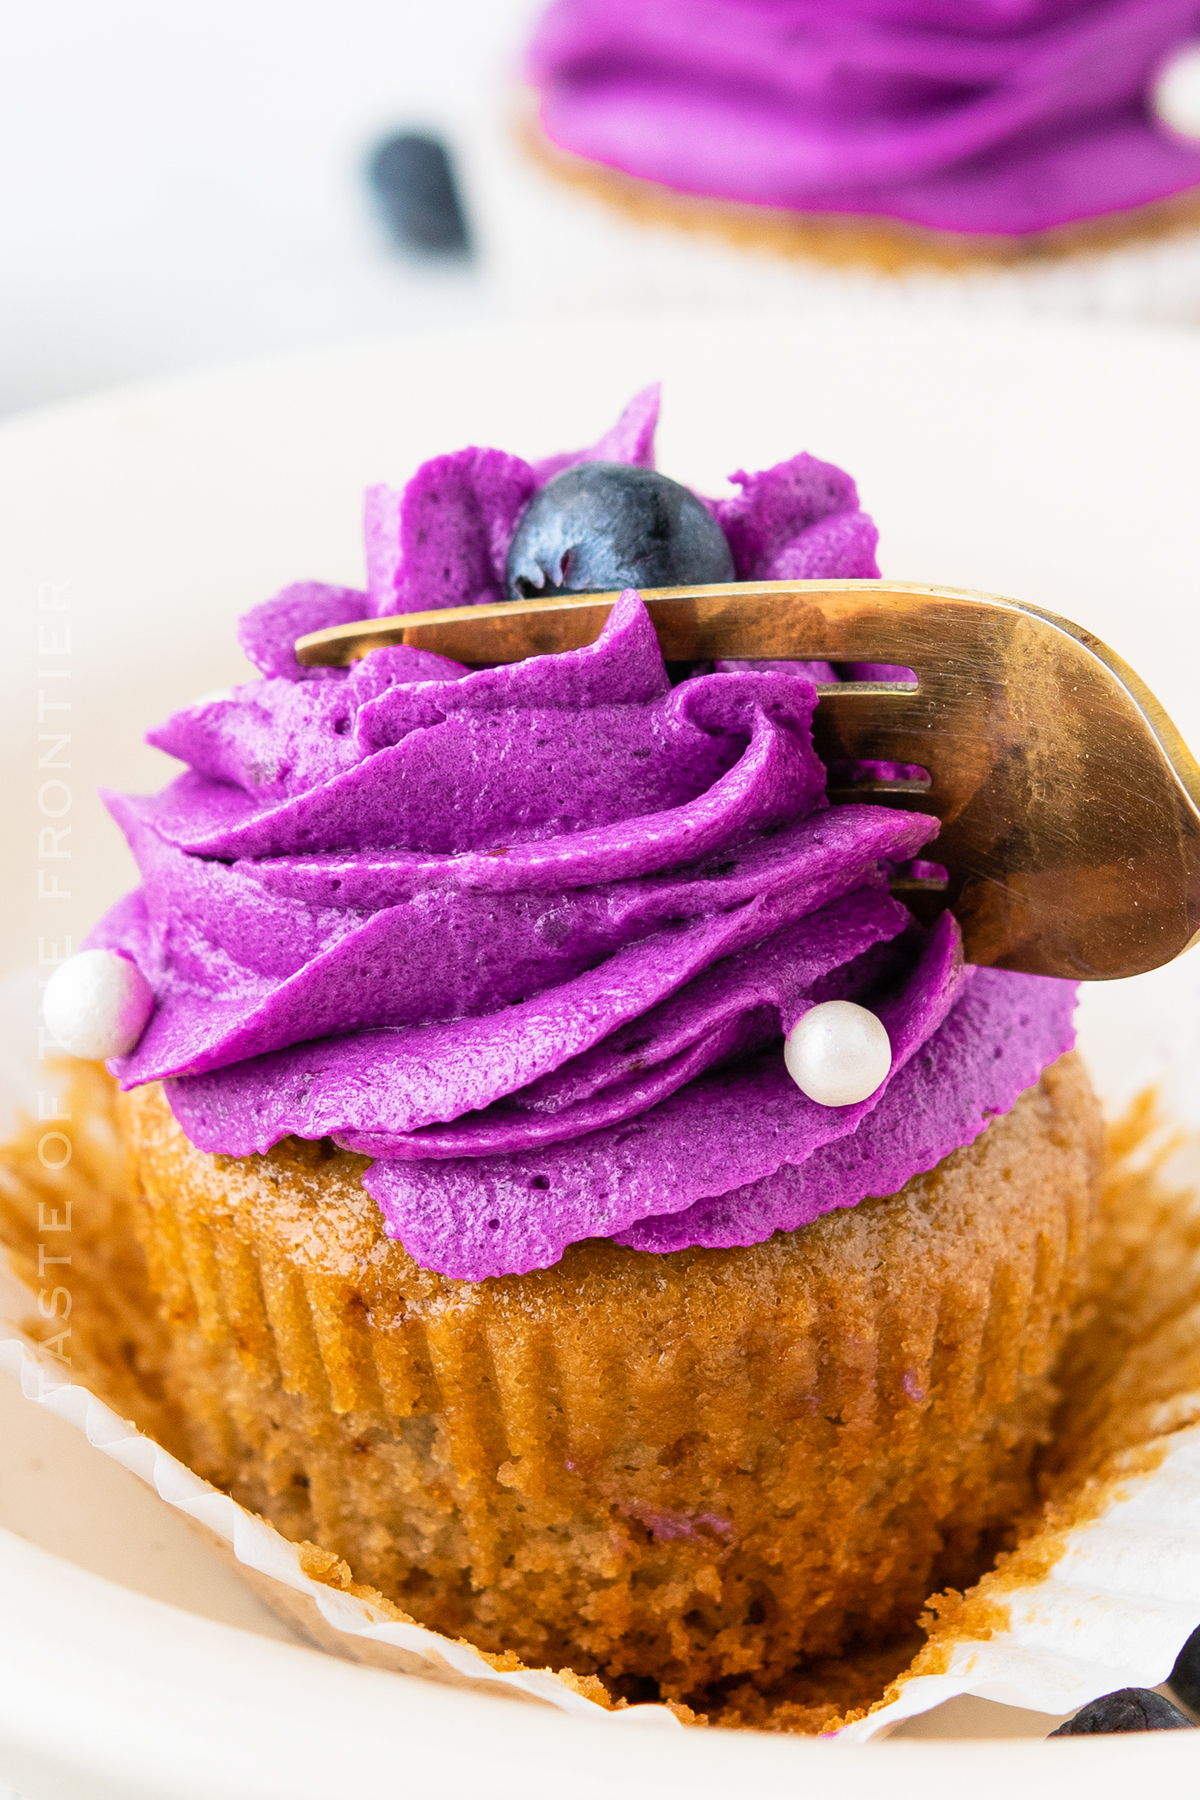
[2,308,1200,1797]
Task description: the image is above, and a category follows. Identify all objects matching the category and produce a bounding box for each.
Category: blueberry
[1168,1622,1200,1713]
[367,133,470,255]
[505,463,735,601]
[1048,1686,1193,1735]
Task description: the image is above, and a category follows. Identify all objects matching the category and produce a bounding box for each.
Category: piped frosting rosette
[530,0,1200,236]
[88,391,1077,1281]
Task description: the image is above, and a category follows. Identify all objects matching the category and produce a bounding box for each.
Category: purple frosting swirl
[88,391,1077,1280]
[530,0,1200,236]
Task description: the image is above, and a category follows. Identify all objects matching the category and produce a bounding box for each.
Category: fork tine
[296,580,941,667]
[294,580,1200,981]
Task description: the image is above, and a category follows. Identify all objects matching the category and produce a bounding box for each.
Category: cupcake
[28,388,1102,1711]
[521,2,1200,316]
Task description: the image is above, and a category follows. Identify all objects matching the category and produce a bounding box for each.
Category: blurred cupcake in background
[520,1,1200,321]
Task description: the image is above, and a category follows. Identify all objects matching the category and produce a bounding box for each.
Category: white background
[11,0,1200,423]
[0,0,546,416]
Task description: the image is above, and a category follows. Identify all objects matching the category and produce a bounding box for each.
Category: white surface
[1,309,1200,1792]
[6,1522,1200,1800]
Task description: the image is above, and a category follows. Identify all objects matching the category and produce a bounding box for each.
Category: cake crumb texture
[7,1057,1199,1728]
[840,1086,1200,1731]
[0,1056,1098,1707]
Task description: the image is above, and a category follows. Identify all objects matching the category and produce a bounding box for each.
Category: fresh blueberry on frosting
[504,462,735,600]
[333,384,882,626]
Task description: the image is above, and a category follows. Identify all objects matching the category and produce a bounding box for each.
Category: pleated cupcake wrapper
[5,1122,1200,1739]
[4,1315,1200,1741]
[0,1296,677,1731]
[94,1060,1111,1723]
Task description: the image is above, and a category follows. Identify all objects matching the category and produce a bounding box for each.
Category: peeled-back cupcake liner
[3,1058,1200,1737]
[2,1236,1200,1738]
[0,1318,674,1729]
[0,1054,1098,1716]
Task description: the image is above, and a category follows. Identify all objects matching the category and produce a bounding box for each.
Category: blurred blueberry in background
[368,132,471,255]
[0,0,534,417]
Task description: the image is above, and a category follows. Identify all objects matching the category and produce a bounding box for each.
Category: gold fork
[295,581,1200,982]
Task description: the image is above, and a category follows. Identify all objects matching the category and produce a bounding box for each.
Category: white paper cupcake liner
[843,1421,1200,1739]
[0,1326,681,1731]
[4,1107,1200,1740]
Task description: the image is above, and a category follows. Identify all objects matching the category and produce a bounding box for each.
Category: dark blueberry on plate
[505,463,735,602]
[367,133,470,254]
[1168,1622,1200,1713]
[1049,1686,1193,1735]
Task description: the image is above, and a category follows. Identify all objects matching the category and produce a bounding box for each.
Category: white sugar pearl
[1151,41,1200,142]
[784,1001,892,1107]
[42,950,155,1060]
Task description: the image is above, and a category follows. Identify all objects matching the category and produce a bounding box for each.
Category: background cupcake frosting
[529,0,1200,233]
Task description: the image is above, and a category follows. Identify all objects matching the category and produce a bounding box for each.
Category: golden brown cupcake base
[522,109,1200,275]
[71,1056,1102,1707]
[7,1059,1200,1734]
